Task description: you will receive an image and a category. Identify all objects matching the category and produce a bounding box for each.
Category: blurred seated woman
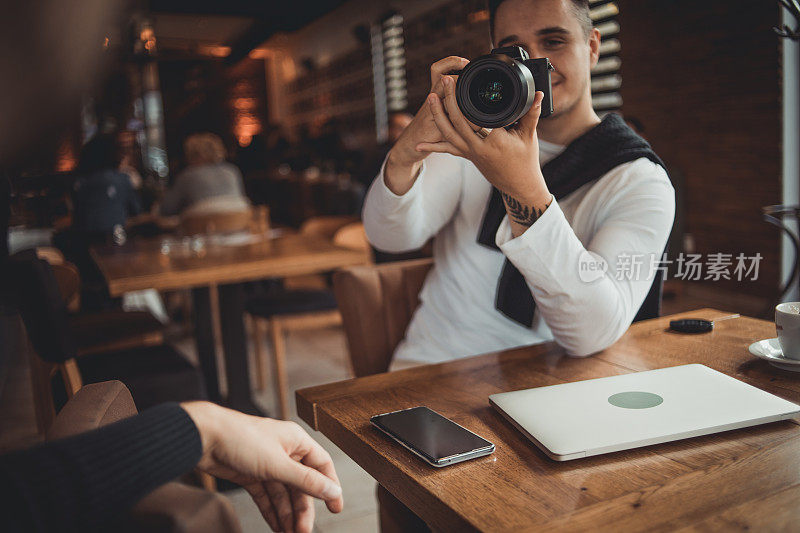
[159,133,250,217]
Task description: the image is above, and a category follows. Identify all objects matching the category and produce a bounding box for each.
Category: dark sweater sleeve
[0,403,202,533]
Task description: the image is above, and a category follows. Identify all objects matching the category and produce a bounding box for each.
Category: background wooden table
[297,308,800,531]
[91,232,367,296]
[92,233,368,413]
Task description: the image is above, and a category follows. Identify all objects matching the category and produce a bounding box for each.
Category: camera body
[454,46,554,129]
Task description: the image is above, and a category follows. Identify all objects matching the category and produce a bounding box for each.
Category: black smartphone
[370,406,495,467]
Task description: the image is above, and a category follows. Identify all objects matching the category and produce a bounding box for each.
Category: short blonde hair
[184,133,227,166]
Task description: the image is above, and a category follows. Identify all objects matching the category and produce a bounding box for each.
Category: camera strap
[476,112,667,328]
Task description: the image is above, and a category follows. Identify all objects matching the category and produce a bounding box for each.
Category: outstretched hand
[181,402,343,533]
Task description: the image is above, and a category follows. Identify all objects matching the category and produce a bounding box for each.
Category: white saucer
[749,338,800,372]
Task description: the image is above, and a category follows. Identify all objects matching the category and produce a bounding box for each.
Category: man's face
[493,0,599,119]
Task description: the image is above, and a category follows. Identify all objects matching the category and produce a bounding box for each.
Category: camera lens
[470,68,514,115]
[456,54,536,128]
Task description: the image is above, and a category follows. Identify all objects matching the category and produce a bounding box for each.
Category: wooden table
[297,308,800,531]
[91,231,367,295]
[92,232,368,413]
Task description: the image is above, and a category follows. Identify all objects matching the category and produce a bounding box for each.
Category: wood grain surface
[297,309,800,532]
[91,233,368,296]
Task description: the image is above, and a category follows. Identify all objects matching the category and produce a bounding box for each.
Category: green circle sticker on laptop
[607,391,664,409]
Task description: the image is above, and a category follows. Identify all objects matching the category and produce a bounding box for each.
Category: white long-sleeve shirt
[363,139,675,364]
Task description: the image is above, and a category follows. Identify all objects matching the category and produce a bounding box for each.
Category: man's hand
[416,75,553,237]
[384,56,470,195]
[181,402,343,533]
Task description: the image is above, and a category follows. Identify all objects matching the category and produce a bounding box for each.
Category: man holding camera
[363,0,675,365]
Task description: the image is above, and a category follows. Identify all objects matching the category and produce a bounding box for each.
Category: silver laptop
[489,364,800,461]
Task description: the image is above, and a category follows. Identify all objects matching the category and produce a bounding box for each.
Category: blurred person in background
[158,132,250,217]
[71,134,142,238]
[356,111,413,188]
[388,111,414,145]
[116,130,144,190]
[56,134,143,309]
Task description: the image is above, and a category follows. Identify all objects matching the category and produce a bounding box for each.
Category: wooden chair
[285,216,360,290]
[332,222,371,255]
[179,206,269,397]
[245,222,366,419]
[331,258,432,376]
[331,258,434,532]
[37,248,165,356]
[180,208,253,236]
[10,251,206,434]
[299,215,359,240]
[34,246,66,266]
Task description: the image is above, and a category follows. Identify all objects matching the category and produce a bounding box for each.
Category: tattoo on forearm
[501,192,552,227]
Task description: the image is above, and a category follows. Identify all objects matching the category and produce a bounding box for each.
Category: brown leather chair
[332,258,434,532]
[331,258,432,377]
[47,381,241,533]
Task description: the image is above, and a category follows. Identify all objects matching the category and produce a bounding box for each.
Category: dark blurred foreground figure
[159,133,250,217]
[0,400,344,533]
[0,3,341,532]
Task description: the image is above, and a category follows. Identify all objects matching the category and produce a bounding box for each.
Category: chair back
[333,222,371,254]
[35,246,65,265]
[332,259,432,376]
[300,215,359,240]
[10,250,76,363]
[50,262,81,312]
[46,380,242,533]
[46,380,137,440]
[180,208,253,236]
[10,250,81,432]
[36,247,82,312]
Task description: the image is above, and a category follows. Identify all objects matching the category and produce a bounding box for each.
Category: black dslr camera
[453,46,554,128]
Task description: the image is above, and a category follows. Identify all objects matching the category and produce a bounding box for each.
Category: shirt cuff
[495,196,564,252]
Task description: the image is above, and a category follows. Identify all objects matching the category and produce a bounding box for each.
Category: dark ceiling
[149,0,346,27]
[148,0,348,63]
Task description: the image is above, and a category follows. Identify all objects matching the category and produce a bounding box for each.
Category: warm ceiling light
[200,45,231,57]
[469,9,489,23]
[249,49,271,59]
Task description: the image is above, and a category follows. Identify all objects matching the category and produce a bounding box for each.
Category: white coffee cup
[775,302,800,360]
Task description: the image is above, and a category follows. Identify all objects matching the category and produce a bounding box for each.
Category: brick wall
[618,0,783,297]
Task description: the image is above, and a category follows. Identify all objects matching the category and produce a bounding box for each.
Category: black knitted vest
[477,112,667,327]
